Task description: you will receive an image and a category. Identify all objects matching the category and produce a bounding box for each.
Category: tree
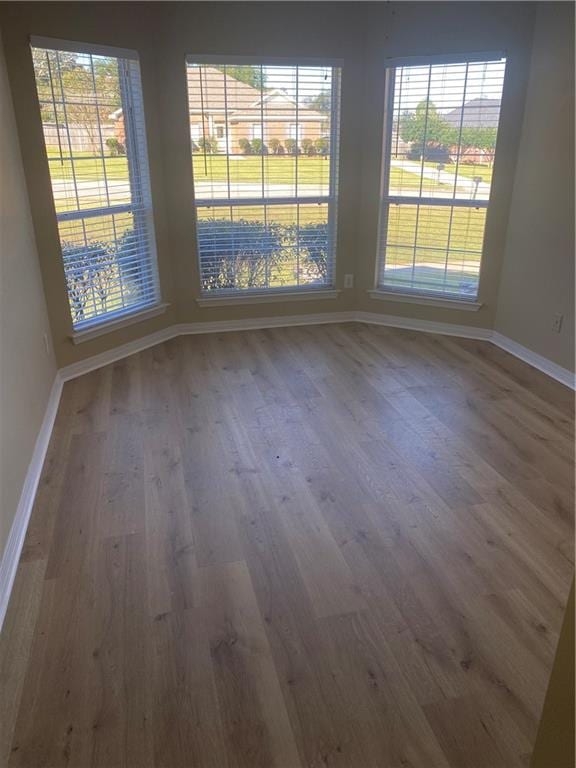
[400,100,456,145]
[301,138,316,156]
[305,90,331,114]
[251,138,268,155]
[285,138,299,155]
[268,138,282,155]
[216,65,266,89]
[238,137,253,155]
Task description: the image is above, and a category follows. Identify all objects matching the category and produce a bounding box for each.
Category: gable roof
[443,98,501,129]
[187,66,262,113]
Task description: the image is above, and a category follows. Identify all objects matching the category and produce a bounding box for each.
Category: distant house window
[31,38,160,330]
[376,55,506,301]
[249,123,262,140]
[288,123,303,142]
[186,59,342,295]
[215,125,225,138]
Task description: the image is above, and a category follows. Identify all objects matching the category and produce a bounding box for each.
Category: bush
[251,138,268,155]
[62,241,117,323]
[196,218,284,291]
[301,138,316,156]
[297,222,329,280]
[197,136,218,153]
[407,143,451,164]
[238,137,253,155]
[106,137,126,157]
[314,137,329,156]
[285,138,299,156]
[268,138,283,155]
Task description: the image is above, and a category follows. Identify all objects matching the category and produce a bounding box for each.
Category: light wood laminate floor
[1,323,574,768]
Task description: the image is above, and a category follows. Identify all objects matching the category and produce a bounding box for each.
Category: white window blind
[186,59,341,294]
[31,39,160,329]
[376,55,506,301]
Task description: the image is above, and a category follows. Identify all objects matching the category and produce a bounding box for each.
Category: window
[31,38,160,330]
[376,54,506,301]
[249,123,263,140]
[288,123,303,143]
[186,59,341,295]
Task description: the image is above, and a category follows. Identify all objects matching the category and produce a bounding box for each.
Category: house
[110,67,329,153]
[186,66,328,152]
[444,97,501,163]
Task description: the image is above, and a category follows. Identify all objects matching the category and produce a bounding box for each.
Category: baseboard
[59,312,357,381]
[491,332,575,389]
[59,325,180,382]
[0,373,63,631]
[355,311,493,341]
[2,309,573,630]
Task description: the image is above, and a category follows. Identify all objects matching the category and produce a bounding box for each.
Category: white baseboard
[355,311,493,341]
[2,309,573,631]
[0,373,63,630]
[491,331,575,389]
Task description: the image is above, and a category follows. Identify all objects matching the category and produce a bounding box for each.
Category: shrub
[106,137,126,157]
[62,241,117,323]
[196,218,284,291]
[297,222,329,281]
[301,138,316,156]
[238,137,253,155]
[197,136,218,153]
[407,142,451,164]
[285,138,299,155]
[268,137,282,155]
[251,138,268,155]
[314,137,329,156]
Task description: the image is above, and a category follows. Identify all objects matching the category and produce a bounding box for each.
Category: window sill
[196,289,341,308]
[367,289,482,312]
[71,302,169,344]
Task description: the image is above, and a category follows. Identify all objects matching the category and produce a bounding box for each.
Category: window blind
[31,39,160,329]
[186,59,341,294]
[376,55,506,301]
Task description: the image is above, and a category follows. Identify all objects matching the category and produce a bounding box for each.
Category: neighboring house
[110,67,328,154]
[443,97,501,164]
[187,67,328,153]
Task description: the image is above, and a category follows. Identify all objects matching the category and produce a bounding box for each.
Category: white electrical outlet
[552,313,563,333]
[43,333,50,355]
[344,274,354,289]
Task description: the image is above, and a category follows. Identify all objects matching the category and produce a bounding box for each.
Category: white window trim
[30,36,138,61]
[375,52,506,303]
[71,302,169,344]
[196,288,341,307]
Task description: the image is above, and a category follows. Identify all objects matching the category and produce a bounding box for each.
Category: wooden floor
[1,323,574,768]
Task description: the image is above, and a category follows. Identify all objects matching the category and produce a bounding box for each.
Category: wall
[0,29,57,559]
[531,580,575,768]
[495,1,575,372]
[0,2,537,367]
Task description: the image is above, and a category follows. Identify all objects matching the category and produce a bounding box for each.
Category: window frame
[30,36,162,334]
[186,54,343,299]
[374,51,507,305]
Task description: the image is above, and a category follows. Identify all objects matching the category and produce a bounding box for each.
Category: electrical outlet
[552,313,563,333]
[43,333,50,355]
[344,274,354,289]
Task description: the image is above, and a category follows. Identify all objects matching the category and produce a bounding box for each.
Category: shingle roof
[443,98,501,129]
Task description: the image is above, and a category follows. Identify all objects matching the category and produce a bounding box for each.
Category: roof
[110,68,326,123]
[443,98,501,129]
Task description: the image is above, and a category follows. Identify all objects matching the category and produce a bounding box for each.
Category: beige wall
[0,29,57,559]
[0,2,545,368]
[495,2,575,372]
